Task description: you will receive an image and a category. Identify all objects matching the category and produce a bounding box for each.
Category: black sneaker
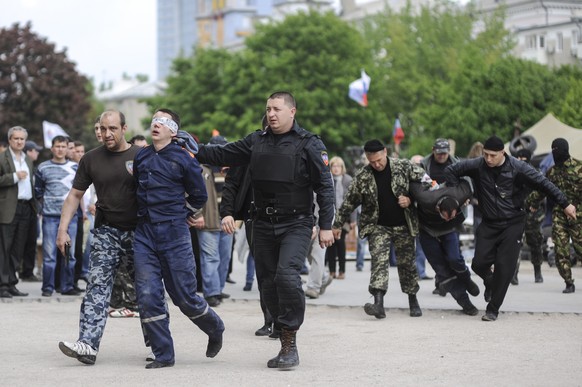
[217,293,230,300]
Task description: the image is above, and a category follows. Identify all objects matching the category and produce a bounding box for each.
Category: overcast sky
[1,0,157,87]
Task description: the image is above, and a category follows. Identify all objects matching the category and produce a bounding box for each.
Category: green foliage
[0,22,92,144]
[148,2,582,159]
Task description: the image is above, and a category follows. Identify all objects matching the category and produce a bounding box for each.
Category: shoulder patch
[125,160,134,175]
[321,151,329,166]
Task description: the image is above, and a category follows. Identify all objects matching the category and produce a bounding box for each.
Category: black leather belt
[256,214,310,224]
[17,199,31,204]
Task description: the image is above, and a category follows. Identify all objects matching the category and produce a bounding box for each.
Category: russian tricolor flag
[348,70,371,107]
[393,118,405,145]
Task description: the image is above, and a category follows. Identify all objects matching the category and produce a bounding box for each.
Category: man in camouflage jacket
[528,138,581,294]
[333,139,430,319]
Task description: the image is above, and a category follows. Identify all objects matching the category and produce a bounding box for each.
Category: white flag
[42,121,69,148]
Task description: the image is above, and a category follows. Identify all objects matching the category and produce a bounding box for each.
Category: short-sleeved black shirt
[73,145,140,230]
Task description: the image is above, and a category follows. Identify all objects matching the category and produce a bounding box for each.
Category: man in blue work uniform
[197,91,335,369]
[133,108,224,369]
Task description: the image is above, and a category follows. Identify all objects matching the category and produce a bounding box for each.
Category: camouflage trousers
[552,215,582,285]
[109,259,138,310]
[367,225,419,295]
[524,210,544,266]
[78,226,138,351]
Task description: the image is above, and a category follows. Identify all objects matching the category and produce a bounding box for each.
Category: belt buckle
[265,207,275,216]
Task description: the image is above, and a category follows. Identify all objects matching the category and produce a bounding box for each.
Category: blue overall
[133,142,223,364]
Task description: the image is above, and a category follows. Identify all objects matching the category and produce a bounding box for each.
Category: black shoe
[20,274,41,282]
[563,283,575,294]
[8,286,28,296]
[206,333,223,358]
[42,290,53,297]
[481,311,498,321]
[510,276,519,285]
[145,360,174,369]
[0,289,12,298]
[243,283,252,291]
[465,279,480,297]
[364,291,386,319]
[460,299,479,316]
[61,288,83,296]
[217,293,230,300]
[420,275,433,280]
[255,324,272,336]
[225,276,236,284]
[205,296,221,307]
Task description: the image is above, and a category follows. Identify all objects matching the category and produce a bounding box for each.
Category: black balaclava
[551,138,570,166]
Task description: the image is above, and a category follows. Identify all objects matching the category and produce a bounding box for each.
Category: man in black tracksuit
[444,135,576,321]
[196,91,335,369]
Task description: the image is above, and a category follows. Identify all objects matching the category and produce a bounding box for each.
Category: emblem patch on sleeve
[125,160,134,175]
[321,151,329,166]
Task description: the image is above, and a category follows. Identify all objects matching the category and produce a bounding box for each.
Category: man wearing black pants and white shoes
[444,135,576,321]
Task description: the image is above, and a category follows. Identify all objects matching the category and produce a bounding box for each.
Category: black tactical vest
[250,131,313,215]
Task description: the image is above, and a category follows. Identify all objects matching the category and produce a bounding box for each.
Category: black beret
[364,139,386,153]
[483,135,504,151]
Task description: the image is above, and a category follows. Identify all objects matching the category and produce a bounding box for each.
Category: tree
[0,23,92,144]
[362,1,515,156]
[149,11,383,155]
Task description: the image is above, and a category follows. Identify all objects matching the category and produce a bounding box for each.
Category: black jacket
[444,155,569,223]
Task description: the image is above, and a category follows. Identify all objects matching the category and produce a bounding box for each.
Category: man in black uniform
[196,91,335,370]
[444,135,576,322]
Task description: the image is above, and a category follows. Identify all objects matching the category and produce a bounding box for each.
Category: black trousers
[0,201,32,288]
[472,218,525,314]
[20,212,39,278]
[251,216,313,330]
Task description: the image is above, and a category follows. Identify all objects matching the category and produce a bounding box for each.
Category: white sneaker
[305,288,320,299]
[146,351,156,362]
[59,341,97,365]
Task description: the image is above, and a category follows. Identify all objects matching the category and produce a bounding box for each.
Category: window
[525,34,537,49]
[539,35,545,48]
[573,30,580,46]
[557,33,563,51]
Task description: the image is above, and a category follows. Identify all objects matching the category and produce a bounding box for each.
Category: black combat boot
[534,265,543,283]
[563,283,575,294]
[364,291,386,319]
[408,294,422,317]
[267,329,299,369]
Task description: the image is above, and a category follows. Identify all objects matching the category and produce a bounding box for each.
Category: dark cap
[483,135,504,152]
[24,140,43,152]
[364,139,386,153]
[433,138,450,154]
[208,135,228,145]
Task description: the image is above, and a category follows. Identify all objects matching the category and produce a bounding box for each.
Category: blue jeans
[197,230,233,297]
[42,216,77,293]
[420,231,468,275]
[415,236,428,277]
[246,253,255,285]
[356,236,368,269]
